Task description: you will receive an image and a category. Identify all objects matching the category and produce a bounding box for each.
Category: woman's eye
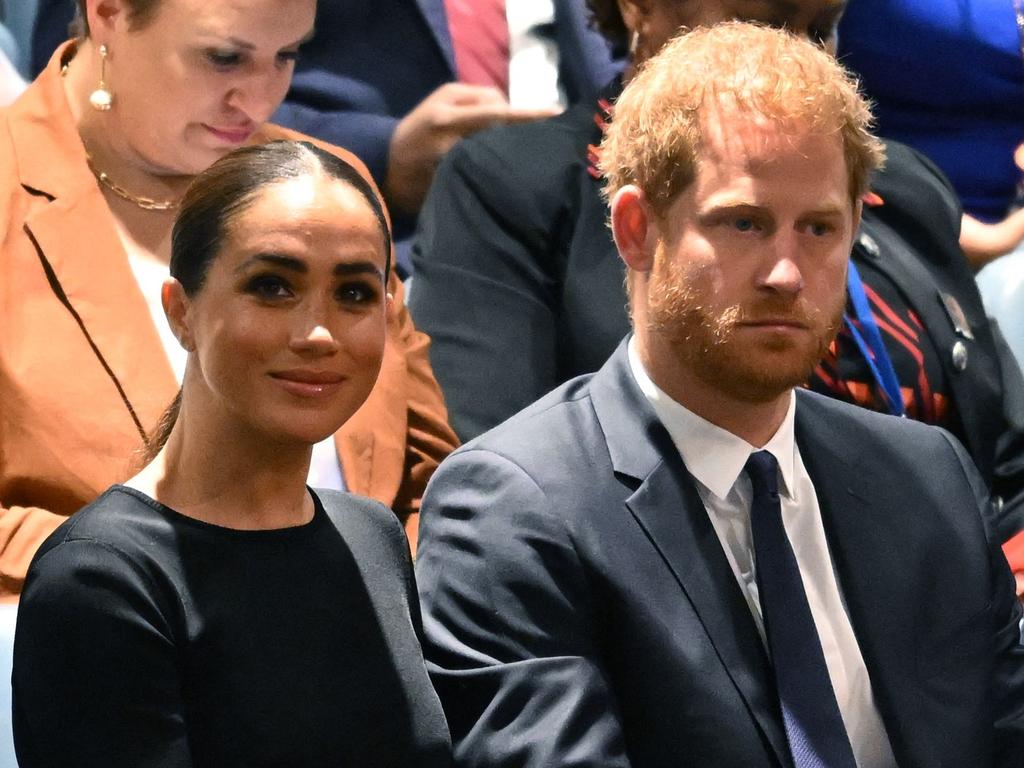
[276,50,300,66]
[337,282,378,305]
[206,49,242,68]
[246,275,293,300]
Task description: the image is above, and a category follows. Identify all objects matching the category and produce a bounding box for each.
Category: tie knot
[745,451,779,498]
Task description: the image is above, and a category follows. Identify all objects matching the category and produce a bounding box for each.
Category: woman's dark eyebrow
[236,255,383,281]
[236,254,306,273]
[335,262,385,281]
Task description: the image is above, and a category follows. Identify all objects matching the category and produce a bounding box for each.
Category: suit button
[951,340,968,371]
[993,495,1005,517]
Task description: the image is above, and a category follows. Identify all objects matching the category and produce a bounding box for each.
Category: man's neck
[637,334,793,448]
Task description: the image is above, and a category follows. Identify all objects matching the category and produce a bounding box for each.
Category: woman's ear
[162,278,194,352]
[610,185,658,274]
[86,0,127,40]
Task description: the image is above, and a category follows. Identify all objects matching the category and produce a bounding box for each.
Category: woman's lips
[203,124,256,144]
[270,370,346,398]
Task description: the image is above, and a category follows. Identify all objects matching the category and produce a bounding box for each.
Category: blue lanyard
[843,262,906,417]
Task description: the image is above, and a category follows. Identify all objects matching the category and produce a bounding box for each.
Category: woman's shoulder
[22,487,185,623]
[29,487,185,587]
[313,490,412,569]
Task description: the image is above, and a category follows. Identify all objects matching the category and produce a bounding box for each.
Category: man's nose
[761,236,805,295]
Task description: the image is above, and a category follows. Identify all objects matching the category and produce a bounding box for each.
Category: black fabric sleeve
[939,432,1024,764]
[988,320,1024,542]
[13,539,192,768]
[409,133,569,441]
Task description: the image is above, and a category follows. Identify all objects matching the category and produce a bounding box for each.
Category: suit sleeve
[416,448,631,767]
[409,136,567,441]
[940,432,1024,763]
[13,539,192,767]
[988,319,1024,558]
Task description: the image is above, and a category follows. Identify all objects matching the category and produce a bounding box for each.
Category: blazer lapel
[10,46,176,437]
[413,0,456,76]
[591,344,792,767]
[795,393,920,766]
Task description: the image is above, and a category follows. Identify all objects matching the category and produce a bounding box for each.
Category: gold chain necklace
[84,153,182,212]
[61,63,183,212]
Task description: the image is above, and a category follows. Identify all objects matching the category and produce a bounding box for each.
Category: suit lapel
[795,393,920,766]
[413,0,456,76]
[10,46,176,437]
[591,345,792,767]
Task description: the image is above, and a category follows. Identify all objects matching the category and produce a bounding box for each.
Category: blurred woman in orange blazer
[0,0,457,593]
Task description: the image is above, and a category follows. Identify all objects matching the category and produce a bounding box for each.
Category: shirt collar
[627,337,798,502]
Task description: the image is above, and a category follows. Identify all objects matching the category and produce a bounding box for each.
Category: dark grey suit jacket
[416,342,1024,767]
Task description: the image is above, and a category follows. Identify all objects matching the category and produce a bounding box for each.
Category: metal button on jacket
[952,340,969,371]
[857,232,880,258]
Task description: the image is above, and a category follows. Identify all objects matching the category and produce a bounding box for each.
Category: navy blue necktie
[745,451,858,768]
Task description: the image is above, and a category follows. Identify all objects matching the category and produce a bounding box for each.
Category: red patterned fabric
[1004,528,1024,575]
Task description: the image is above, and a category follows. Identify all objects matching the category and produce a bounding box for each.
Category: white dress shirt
[628,339,897,768]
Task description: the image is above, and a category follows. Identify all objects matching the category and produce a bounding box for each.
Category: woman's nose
[225,68,291,124]
[290,305,341,355]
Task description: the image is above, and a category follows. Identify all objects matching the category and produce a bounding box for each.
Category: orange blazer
[0,46,458,593]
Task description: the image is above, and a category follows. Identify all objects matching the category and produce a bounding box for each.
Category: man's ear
[611,185,658,274]
[162,278,194,352]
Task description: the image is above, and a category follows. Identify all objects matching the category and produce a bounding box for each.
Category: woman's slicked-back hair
[74,0,163,37]
[170,140,392,297]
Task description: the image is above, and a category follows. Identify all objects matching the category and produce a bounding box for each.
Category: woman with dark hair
[0,0,457,595]
[11,140,452,768]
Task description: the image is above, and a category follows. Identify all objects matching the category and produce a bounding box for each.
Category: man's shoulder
[455,372,604,470]
[797,387,948,440]
[448,100,596,183]
[865,138,962,261]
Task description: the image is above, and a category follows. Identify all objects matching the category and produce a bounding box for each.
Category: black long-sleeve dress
[12,486,451,767]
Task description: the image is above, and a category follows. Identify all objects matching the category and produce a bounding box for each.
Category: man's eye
[733,218,756,232]
[808,222,833,236]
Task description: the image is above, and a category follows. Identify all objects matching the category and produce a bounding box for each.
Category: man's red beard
[646,262,845,403]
